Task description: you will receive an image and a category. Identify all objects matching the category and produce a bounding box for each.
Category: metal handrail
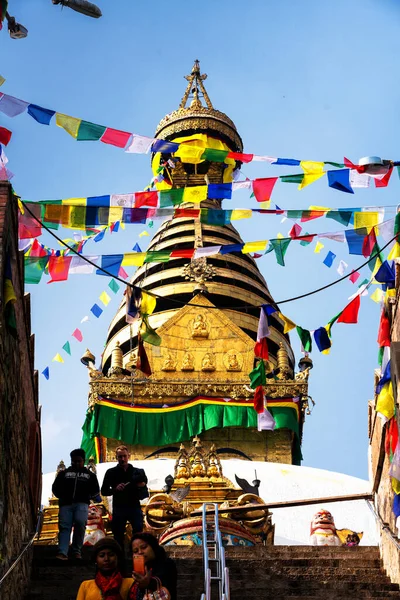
[201,502,230,600]
[366,499,400,552]
[0,510,43,588]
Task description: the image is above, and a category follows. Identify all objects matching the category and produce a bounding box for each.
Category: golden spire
[180,60,213,110]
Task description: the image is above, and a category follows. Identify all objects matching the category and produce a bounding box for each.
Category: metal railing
[200,503,229,600]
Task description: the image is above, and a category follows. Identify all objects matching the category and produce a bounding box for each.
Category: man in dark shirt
[52,448,100,560]
[101,445,148,551]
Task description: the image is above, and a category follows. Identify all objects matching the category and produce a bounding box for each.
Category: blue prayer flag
[375,261,395,286]
[345,229,368,255]
[94,229,106,243]
[327,169,354,194]
[314,327,332,352]
[42,367,50,380]
[87,195,111,207]
[393,493,400,518]
[208,183,232,200]
[27,104,55,125]
[96,254,124,277]
[272,158,301,166]
[122,208,148,224]
[91,303,103,318]
[262,304,278,316]
[151,139,179,153]
[132,243,142,252]
[323,250,336,268]
[220,243,244,254]
[376,360,391,395]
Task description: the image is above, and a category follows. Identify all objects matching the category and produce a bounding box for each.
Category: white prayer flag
[0,94,29,117]
[252,155,276,163]
[125,135,155,154]
[110,194,135,208]
[337,260,348,276]
[194,246,221,259]
[257,307,269,341]
[258,408,276,431]
[350,170,371,188]
[69,256,97,274]
[232,180,252,191]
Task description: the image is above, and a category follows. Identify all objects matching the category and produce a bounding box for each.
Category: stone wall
[0,182,41,599]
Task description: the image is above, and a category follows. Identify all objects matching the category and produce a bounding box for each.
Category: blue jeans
[111,505,143,551]
[58,503,88,556]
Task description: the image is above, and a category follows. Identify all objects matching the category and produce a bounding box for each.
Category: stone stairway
[24,545,400,600]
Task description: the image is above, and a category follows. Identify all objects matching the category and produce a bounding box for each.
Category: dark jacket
[52,467,100,507]
[101,464,148,507]
[148,557,177,600]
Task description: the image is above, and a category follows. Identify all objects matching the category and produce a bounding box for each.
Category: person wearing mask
[52,448,100,560]
[129,532,177,600]
[76,537,134,600]
[101,446,148,551]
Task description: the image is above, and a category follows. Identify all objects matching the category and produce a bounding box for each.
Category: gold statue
[191,314,209,338]
[190,437,206,477]
[206,444,222,478]
[201,352,215,371]
[162,352,176,371]
[181,352,194,371]
[175,444,190,479]
[225,351,241,371]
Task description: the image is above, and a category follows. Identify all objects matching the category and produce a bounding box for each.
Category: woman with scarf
[76,537,133,600]
[129,533,177,600]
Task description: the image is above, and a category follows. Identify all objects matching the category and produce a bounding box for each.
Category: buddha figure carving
[190,437,206,477]
[174,444,190,479]
[207,444,222,478]
[201,352,215,371]
[191,314,209,338]
[224,350,242,372]
[181,352,194,371]
[161,352,176,371]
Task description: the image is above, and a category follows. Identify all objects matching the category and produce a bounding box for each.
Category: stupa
[80,61,312,468]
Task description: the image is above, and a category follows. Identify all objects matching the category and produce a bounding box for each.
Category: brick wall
[0,182,42,599]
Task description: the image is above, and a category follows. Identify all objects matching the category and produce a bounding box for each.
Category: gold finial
[277,342,292,380]
[111,341,123,369]
[180,60,213,110]
[81,348,96,367]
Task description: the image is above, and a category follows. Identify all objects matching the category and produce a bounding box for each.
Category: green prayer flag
[62,341,71,355]
[159,189,184,208]
[140,315,162,346]
[300,233,312,247]
[296,326,312,352]
[249,359,266,389]
[24,257,48,284]
[201,148,229,163]
[267,238,291,266]
[394,212,400,236]
[280,174,304,184]
[358,278,369,287]
[77,121,107,141]
[378,346,384,367]
[286,210,303,220]
[326,210,353,227]
[144,251,171,264]
[326,311,342,336]
[108,279,120,294]
[324,161,345,168]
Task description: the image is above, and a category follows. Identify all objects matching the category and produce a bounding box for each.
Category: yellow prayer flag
[109,207,123,224]
[183,186,208,204]
[52,353,64,364]
[385,288,396,303]
[17,198,24,214]
[299,172,325,190]
[122,253,146,267]
[309,205,330,213]
[231,209,252,221]
[55,113,81,138]
[388,241,400,260]
[99,291,111,306]
[139,231,150,238]
[371,257,383,283]
[299,161,325,190]
[174,144,204,164]
[242,241,267,253]
[279,312,296,333]
[259,201,271,209]
[375,380,394,420]
[62,197,86,206]
[120,222,125,230]
[0,75,5,87]
[392,478,400,495]
[314,241,324,254]
[353,212,379,231]
[370,288,384,304]
[4,279,16,306]
[141,291,156,315]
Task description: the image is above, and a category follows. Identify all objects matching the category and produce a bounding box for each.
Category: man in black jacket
[52,448,100,560]
[101,445,148,551]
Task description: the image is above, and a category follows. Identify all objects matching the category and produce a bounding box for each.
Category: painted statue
[310,509,341,546]
[83,505,106,546]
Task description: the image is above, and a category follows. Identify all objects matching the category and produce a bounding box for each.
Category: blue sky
[3,0,400,480]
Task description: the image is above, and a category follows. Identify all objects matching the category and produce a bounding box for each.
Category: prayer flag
[99,291,111,306]
[326,209,353,227]
[27,104,55,125]
[249,359,266,389]
[52,353,64,364]
[388,242,400,261]
[280,313,296,334]
[354,212,380,230]
[151,139,179,153]
[170,249,195,259]
[100,128,131,148]
[56,113,81,138]
[254,337,269,360]
[327,169,354,194]
[208,183,232,200]
[0,126,11,145]
[350,170,370,188]
[314,327,332,352]
[81,316,89,323]
[132,243,142,252]
[314,241,324,254]
[345,229,367,256]
[96,254,123,277]
[377,311,391,347]
[289,223,302,239]
[257,407,276,430]
[375,261,395,287]
[140,315,161,346]
[90,303,103,318]
[62,341,72,355]
[135,191,158,208]
[160,189,184,207]
[257,306,270,341]
[253,386,265,414]
[108,279,120,293]
[137,335,152,376]
[299,161,325,189]
[72,328,83,342]
[139,231,150,237]
[265,238,291,266]
[376,361,391,395]
[337,295,361,324]
[24,257,48,284]
[0,94,29,117]
[375,167,393,188]
[349,271,360,284]
[376,381,395,420]
[42,367,50,380]
[296,326,312,352]
[174,144,204,164]
[194,246,221,259]
[280,174,304,184]
[337,260,348,276]
[227,152,254,163]
[362,229,377,258]
[370,288,384,304]
[126,286,142,323]
[48,255,72,283]
[201,148,229,162]
[242,241,267,253]
[183,185,208,203]
[393,494,400,519]
[119,266,129,279]
[141,291,156,316]
[273,158,300,166]
[252,178,278,202]
[125,135,155,154]
[323,251,336,267]
[264,305,278,316]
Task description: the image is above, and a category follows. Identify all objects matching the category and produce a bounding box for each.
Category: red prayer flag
[385,417,399,456]
[135,191,159,208]
[362,228,377,258]
[0,126,12,146]
[377,310,391,347]
[47,255,72,283]
[337,294,361,324]
[252,178,278,202]
[289,223,302,239]
[253,385,265,414]
[227,152,254,163]
[100,128,132,148]
[343,157,365,173]
[30,239,48,257]
[375,167,393,188]
[300,210,326,222]
[137,335,152,376]
[170,249,195,259]
[254,337,269,360]
[72,328,83,342]
[297,234,316,243]
[174,208,200,218]
[349,270,360,284]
